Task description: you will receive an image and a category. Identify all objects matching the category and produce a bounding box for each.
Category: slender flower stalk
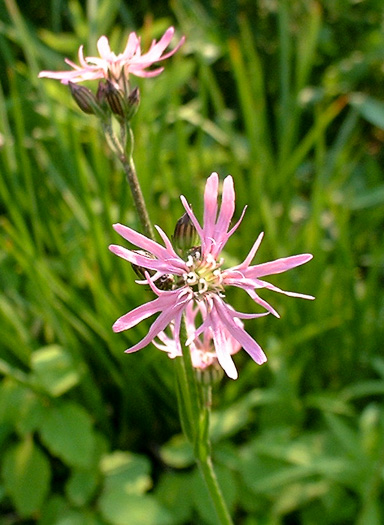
[109,172,314,379]
[119,143,155,241]
[175,318,234,525]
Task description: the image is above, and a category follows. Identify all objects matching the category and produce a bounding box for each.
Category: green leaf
[38,495,69,525]
[2,437,51,517]
[324,413,360,455]
[0,379,29,425]
[160,434,194,469]
[0,378,44,435]
[155,471,194,524]
[39,401,96,468]
[15,391,46,435]
[349,92,384,129]
[100,451,152,495]
[39,495,105,525]
[31,345,82,396]
[98,493,172,525]
[65,468,99,506]
[54,509,103,525]
[98,451,171,525]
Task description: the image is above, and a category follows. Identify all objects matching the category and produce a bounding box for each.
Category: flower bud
[126,87,140,121]
[68,82,98,114]
[96,81,110,110]
[173,213,200,254]
[103,80,127,121]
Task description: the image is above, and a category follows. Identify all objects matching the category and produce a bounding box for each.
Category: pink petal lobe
[128,67,164,78]
[215,175,235,239]
[232,232,264,270]
[180,196,204,241]
[112,223,186,272]
[122,32,140,58]
[203,172,219,244]
[246,253,313,278]
[108,244,182,275]
[209,305,238,379]
[254,279,315,300]
[96,36,112,60]
[125,303,186,353]
[213,297,267,365]
[113,295,166,333]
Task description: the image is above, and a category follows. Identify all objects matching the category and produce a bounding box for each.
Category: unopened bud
[173,213,199,253]
[68,82,98,114]
[126,87,140,121]
[96,81,110,109]
[104,80,127,121]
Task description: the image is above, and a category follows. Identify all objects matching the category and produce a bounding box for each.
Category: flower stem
[119,152,155,241]
[175,317,234,525]
[102,120,155,240]
[120,125,155,240]
[197,456,234,525]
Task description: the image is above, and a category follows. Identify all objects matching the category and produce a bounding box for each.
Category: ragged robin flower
[109,172,314,379]
[38,27,185,90]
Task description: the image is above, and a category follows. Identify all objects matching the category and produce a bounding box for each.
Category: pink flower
[38,27,185,85]
[109,173,314,379]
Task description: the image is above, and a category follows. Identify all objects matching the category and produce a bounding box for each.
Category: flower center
[183,250,224,298]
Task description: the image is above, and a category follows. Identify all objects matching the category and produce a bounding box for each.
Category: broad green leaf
[2,437,51,517]
[39,401,96,468]
[65,468,99,506]
[160,434,194,468]
[55,509,103,525]
[98,493,172,525]
[155,471,193,524]
[273,480,329,515]
[38,495,69,525]
[0,378,44,435]
[0,379,29,425]
[100,451,152,494]
[39,495,103,525]
[31,345,81,396]
[15,391,46,435]
[99,451,171,524]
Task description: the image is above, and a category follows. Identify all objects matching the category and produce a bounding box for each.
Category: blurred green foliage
[0,0,383,523]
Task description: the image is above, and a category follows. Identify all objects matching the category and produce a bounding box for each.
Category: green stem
[197,456,234,525]
[176,317,234,525]
[102,120,155,240]
[119,152,155,241]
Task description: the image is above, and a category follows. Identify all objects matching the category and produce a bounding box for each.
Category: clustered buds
[68,79,140,124]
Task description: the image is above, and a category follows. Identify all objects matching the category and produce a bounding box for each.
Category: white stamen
[198,278,208,294]
[185,271,198,285]
[186,255,194,268]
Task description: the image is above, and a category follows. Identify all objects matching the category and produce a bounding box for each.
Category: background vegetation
[1,0,383,523]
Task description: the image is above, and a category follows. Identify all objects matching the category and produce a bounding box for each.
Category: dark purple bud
[68,82,98,114]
